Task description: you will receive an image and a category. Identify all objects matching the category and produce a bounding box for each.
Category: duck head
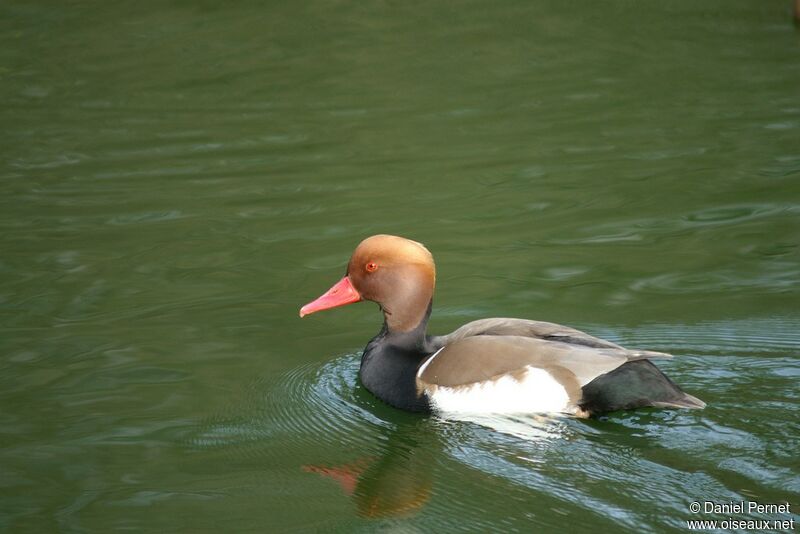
[300,235,436,332]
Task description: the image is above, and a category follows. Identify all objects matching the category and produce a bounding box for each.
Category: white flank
[426,366,572,415]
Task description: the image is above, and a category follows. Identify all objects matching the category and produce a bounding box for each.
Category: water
[1,1,799,531]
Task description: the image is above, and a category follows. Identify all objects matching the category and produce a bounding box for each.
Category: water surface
[1,1,799,532]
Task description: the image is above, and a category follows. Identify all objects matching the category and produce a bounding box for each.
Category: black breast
[359,338,432,413]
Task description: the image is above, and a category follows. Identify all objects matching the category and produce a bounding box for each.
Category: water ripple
[181,313,800,529]
[188,354,385,455]
[551,202,800,246]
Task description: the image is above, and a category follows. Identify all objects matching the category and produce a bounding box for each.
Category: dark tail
[579,360,705,415]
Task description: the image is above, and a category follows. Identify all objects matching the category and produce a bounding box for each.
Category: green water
[2,1,799,532]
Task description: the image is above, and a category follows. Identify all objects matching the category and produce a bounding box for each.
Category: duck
[300,234,705,418]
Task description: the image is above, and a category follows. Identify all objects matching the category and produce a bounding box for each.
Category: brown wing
[433,318,627,349]
[418,328,674,404]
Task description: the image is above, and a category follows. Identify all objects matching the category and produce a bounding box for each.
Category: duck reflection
[303,419,437,518]
[302,413,571,518]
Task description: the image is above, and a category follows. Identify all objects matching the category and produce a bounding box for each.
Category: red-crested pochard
[300,235,705,417]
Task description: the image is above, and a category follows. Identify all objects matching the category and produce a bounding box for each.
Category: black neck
[359,301,435,412]
[379,301,434,351]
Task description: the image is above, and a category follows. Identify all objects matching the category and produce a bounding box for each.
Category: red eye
[365,262,378,273]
